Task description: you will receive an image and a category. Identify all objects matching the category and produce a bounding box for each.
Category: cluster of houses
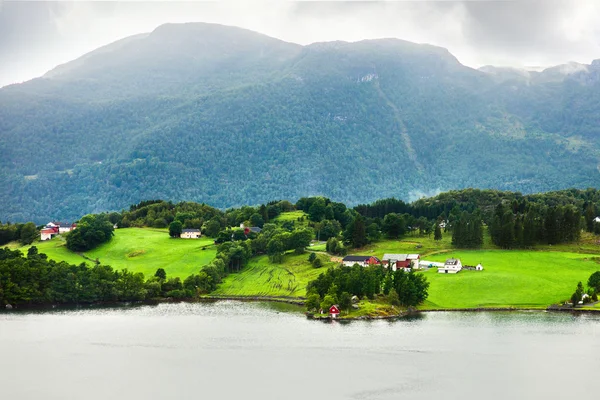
[179,224,262,240]
[40,222,77,240]
[340,254,483,274]
[341,254,421,270]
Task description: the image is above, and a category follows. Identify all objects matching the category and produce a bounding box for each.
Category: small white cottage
[180,229,201,239]
[438,258,462,274]
[476,264,484,271]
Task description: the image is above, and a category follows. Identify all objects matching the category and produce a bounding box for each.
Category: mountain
[1,22,600,223]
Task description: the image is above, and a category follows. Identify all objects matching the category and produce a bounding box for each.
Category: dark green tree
[339,292,352,312]
[351,214,368,248]
[67,214,114,251]
[168,220,183,238]
[154,268,167,280]
[382,213,405,238]
[19,222,38,245]
[203,218,221,237]
[249,213,265,228]
[434,223,442,241]
[588,271,600,293]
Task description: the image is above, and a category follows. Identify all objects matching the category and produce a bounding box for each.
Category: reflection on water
[1,302,599,400]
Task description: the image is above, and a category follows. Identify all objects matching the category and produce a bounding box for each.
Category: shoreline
[4,297,600,317]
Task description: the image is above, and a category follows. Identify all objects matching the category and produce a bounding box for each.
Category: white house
[180,229,201,239]
[342,255,380,267]
[476,263,484,271]
[438,258,462,274]
[58,222,76,234]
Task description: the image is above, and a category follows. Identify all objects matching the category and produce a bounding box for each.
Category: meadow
[213,252,333,298]
[272,210,309,227]
[11,221,600,309]
[421,250,600,309]
[19,228,217,279]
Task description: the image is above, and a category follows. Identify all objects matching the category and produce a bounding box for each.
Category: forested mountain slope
[1,22,600,223]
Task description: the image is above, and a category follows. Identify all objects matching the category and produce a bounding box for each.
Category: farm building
[329,305,340,318]
[382,254,420,271]
[476,264,484,271]
[438,258,462,274]
[57,222,76,234]
[342,255,381,267]
[40,227,58,241]
[240,223,262,235]
[40,221,76,240]
[180,229,201,239]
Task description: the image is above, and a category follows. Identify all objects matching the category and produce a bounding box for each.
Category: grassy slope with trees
[5,189,600,311]
[19,228,217,278]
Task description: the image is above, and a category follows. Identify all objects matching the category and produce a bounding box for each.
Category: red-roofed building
[329,305,340,318]
[40,227,59,241]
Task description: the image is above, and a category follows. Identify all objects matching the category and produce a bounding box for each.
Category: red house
[329,305,340,318]
[382,254,420,271]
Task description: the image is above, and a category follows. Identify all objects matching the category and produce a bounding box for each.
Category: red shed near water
[329,305,340,318]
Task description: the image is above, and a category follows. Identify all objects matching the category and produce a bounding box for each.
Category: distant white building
[476,264,484,271]
[594,217,600,223]
[40,221,76,240]
[342,255,380,267]
[180,229,201,239]
[382,253,420,271]
[438,258,462,274]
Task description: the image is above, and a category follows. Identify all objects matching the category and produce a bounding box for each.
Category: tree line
[305,265,429,312]
[490,202,581,248]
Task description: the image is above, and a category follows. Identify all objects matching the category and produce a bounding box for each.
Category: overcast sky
[1,0,600,87]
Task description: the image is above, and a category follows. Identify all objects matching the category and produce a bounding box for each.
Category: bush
[305,293,321,312]
[312,258,322,268]
[308,252,316,262]
[165,289,192,299]
[66,214,114,251]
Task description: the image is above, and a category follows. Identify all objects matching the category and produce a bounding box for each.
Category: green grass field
[10,225,600,309]
[359,232,455,258]
[213,252,331,297]
[18,236,89,266]
[420,250,600,309]
[272,211,309,227]
[19,228,217,279]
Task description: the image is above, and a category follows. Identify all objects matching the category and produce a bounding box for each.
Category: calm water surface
[1,302,599,400]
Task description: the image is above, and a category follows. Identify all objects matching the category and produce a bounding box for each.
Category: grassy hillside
[422,251,599,309]
[21,228,217,278]
[20,236,89,266]
[213,252,332,298]
[213,231,600,308]
[272,211,309,227]
[14,226,600,309]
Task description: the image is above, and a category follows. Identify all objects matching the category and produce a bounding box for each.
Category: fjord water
[1,303,598,400]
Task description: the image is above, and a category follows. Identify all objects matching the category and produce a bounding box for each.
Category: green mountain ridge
[1,22,600,223]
